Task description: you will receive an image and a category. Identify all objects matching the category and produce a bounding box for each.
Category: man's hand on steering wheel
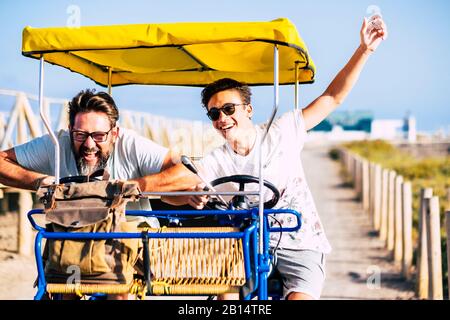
[186,183,209,209]
[188,175,280,211]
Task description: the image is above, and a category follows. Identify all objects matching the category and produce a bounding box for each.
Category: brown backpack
[37,180,141,284]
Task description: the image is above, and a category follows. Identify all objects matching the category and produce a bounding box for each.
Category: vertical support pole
[373,164,382,231]
[362,159,369,212]
[108,67,112,96]
[39,56,60,183]
[294,61,299,110]
[394,175,404,262]
[17,191,33,256]
[258,44,279,300]
[387,170,396,252]
[402,181,413,280]
[379,168,389,242]
[426,196,443,300]
[416,188,433,299]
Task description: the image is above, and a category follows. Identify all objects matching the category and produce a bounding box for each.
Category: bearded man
[0,89,198,196]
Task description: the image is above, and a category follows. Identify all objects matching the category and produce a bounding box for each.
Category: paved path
[302,143,415,300]
[0,143,416,300]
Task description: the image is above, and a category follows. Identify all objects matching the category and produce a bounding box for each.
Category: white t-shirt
[197,110,331,253]
[15,127,168,226]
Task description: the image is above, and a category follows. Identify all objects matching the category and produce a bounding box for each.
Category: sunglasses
[206,103,246,121]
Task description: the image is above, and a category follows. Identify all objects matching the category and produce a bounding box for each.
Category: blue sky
[0,0,449,132]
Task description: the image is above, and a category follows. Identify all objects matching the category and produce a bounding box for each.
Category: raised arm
[0,148,51,190]
[302,16,388,131]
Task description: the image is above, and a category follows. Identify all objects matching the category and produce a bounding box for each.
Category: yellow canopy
[22,18,315,87]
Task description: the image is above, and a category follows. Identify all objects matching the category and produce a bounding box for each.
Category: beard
[72,140,111,176]
[77,150,108,176]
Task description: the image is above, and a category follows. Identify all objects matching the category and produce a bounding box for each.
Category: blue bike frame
[28,208,301,300]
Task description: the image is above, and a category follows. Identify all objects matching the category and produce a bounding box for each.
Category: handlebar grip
[181,155,198,174]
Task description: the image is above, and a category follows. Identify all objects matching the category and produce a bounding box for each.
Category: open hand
[360,15,388,53]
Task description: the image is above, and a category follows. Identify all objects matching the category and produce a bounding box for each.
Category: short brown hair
[68,89,119,127]
[201,78,252,108]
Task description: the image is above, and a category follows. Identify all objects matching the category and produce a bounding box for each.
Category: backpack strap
[110,180,141,208]
[110,180,126,209]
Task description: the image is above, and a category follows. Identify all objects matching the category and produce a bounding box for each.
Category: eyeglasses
[206,103,246,121]
[71,127,113,143]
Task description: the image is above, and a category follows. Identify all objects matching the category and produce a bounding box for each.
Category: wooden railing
[340,148,450,300]
[0,89,223,256]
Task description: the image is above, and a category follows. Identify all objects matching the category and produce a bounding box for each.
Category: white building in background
[406,115,417,142]
[307,125,369,142]
[370,119,404,140]
[371,115,417,141]
[307,110,417,142]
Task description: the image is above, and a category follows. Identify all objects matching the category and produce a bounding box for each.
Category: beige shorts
[271,248,326,299]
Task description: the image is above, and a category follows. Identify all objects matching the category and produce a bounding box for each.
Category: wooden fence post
[426,196,443,300]
[362,160,370,212]
[446,188,450,211]
[373,164,382,231]
[342,149,347,171]
[394,175,404,263]
[416,188,433,299]
[445,210,450,300]
[348,152,354,182]
[387,170,397,252]
[17,191,33,256]
[349,153,354,181]
[402,181,413,280]
[369,162,375,221]
[354,156,362,199]
[379,169,389,242]
[1,192,9,212]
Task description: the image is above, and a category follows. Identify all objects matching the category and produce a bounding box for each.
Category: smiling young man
[173,16,388,300]
[0,89,198,195]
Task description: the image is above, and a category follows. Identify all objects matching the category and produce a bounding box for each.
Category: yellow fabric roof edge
[24,51,315,87]
[21,18,316,87]
[22,18,305,53]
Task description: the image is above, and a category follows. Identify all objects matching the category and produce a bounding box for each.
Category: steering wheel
[208,174,280,210]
